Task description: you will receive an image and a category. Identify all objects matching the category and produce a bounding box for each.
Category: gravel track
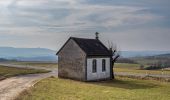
[0,63,57,100]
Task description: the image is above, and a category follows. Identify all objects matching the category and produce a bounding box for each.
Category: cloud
[0,0,162,32]
[0,0,169,50]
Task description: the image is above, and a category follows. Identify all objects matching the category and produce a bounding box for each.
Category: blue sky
[0,0,170,51]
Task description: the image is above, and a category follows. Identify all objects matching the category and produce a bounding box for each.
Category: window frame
[102,59,106,72]
[92,59,97,73]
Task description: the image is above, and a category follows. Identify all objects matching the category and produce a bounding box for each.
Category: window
[92,59,97,73]
[102,59,106,72]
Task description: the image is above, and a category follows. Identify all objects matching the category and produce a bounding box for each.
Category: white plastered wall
[87,57,110,81]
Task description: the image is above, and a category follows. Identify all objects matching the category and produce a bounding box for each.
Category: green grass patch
[0,65,50,79]
[17,77,170,100]
[114,63,170,75]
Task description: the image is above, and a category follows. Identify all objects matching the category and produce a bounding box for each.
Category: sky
[0,0,170,51]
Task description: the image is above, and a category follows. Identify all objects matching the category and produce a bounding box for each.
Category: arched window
[92,59,97,73]
[102,59,106,72]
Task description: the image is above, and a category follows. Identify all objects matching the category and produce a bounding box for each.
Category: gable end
[57,37,86,55]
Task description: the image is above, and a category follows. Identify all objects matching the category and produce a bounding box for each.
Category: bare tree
[108,41,120,79]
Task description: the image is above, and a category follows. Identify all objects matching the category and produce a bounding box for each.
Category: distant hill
[130,53,170,66]
[0,58,17,62]
[0,47,57,61]
[0,47,170,61]
[154,53,170,58]
[121,51,170,58]
[135,53,170,59]
[14,56,58,62]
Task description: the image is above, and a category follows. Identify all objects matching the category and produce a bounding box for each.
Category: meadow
[17,77,170,100]
[114,63,170,75]
[10,62,169,100]
[0,65,49,80]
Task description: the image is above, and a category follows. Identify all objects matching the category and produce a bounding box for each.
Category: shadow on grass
[90,78,159,90]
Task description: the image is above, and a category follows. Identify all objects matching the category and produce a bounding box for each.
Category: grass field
[0,65,49,80]
[17,77,170,100]
[114,63,170,75]
[11,62,58,68]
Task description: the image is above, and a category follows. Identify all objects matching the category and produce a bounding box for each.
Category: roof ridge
[71,37,96,40]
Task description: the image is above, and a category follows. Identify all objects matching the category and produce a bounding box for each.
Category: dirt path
[0,64,58,100]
